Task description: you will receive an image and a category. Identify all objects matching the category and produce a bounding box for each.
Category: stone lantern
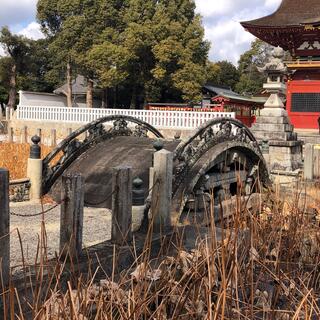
[251,46,303,177]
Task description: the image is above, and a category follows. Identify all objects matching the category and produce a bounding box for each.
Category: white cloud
[195,0,282,64]
[0,0,38,28]
[18,22,44,40]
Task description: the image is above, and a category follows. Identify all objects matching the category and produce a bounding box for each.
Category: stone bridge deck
[50,136,180,207]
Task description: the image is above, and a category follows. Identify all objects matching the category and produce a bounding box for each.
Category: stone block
[252,123,294,132]
[260,107,288,117]
[255,116,289,125]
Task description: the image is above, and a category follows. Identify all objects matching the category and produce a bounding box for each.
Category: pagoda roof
[241,0,320,28]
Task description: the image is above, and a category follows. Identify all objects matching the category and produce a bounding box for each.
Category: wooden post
[0,169,10,285]
[21,126,27,144]
[50,129,57,147]
[304,144,314,180]
[111,166,132,245]
[151,149,173,232]
[60,173,84,257]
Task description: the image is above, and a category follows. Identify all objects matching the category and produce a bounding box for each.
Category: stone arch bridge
[42,115,269,220]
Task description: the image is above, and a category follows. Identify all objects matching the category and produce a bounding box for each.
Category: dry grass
[0,143,53,180]
[1,183,320,319]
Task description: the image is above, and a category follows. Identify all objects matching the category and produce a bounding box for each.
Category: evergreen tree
[0,27,32,110]
[235,39,271,95]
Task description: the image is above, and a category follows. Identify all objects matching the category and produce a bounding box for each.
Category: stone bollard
[304,144,314,180]
[21,126,28,144]
[50,129,57,147]
[60,173,84,257]
[27,136,43,200]
[111,166,133,245]
[150,149,173,232]
[67,128,72,136]
[0,168,10,285]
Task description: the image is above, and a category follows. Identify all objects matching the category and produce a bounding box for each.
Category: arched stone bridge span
[43,115,269,217]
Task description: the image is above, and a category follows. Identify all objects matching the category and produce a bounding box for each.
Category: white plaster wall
[19,91,67,107]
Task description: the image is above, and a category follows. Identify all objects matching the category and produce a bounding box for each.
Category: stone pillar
[111,166,133,245]
[0,169,10,285]
[27,136,42,200]
[304,144,314,180]
[60,173,84,257]
[151,149,173,231]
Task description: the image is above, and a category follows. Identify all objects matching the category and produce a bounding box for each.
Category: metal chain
[10,199,65,218]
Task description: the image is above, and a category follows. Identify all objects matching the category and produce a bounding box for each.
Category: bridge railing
[16,105,235,129]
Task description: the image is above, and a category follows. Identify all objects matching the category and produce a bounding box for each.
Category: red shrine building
[241,0,320,129]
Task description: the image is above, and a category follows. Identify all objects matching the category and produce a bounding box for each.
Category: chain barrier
[10,199,65,218]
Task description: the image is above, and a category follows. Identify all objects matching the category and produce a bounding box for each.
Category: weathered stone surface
[252,123,294,132]
[259,107,288,117]
[255,116,289,124]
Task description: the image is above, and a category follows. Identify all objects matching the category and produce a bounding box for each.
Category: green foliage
[235,39,270,95]
[206,61,239,90]
[37,0,209,106]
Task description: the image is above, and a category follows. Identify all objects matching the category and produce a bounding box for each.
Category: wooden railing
[16,105,235,130]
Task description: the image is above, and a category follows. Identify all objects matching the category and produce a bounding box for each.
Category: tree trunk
[86,78,94,108]
[66,62,72,108]
[7,64,17,110]
[101,88,108,108]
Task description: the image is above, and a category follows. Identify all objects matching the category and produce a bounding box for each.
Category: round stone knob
[153,139,164,151]
[133,177,143,188]
[31,135,41,145]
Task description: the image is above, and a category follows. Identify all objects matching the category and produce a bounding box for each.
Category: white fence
[16,105,235,130]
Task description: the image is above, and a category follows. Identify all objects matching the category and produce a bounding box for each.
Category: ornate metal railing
[172,117,268,194]
[42,115,164,194]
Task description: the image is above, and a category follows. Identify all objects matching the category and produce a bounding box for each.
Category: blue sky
[0,0,282,64]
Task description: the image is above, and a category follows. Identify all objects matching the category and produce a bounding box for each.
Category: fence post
[314,145,320,179]
[50,129,57,147]
[60,173,84,257]
[5,107,10,121]
[304,144,314,180]
[0,169,10,285]
[36,128,42,140]
[151,149,173,232]
[111,166,133,245]
[21,126,28,144]
[27,136,43,200]
[8,127,13,143]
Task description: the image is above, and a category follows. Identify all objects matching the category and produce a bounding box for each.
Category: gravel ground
[9,201,144,271]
